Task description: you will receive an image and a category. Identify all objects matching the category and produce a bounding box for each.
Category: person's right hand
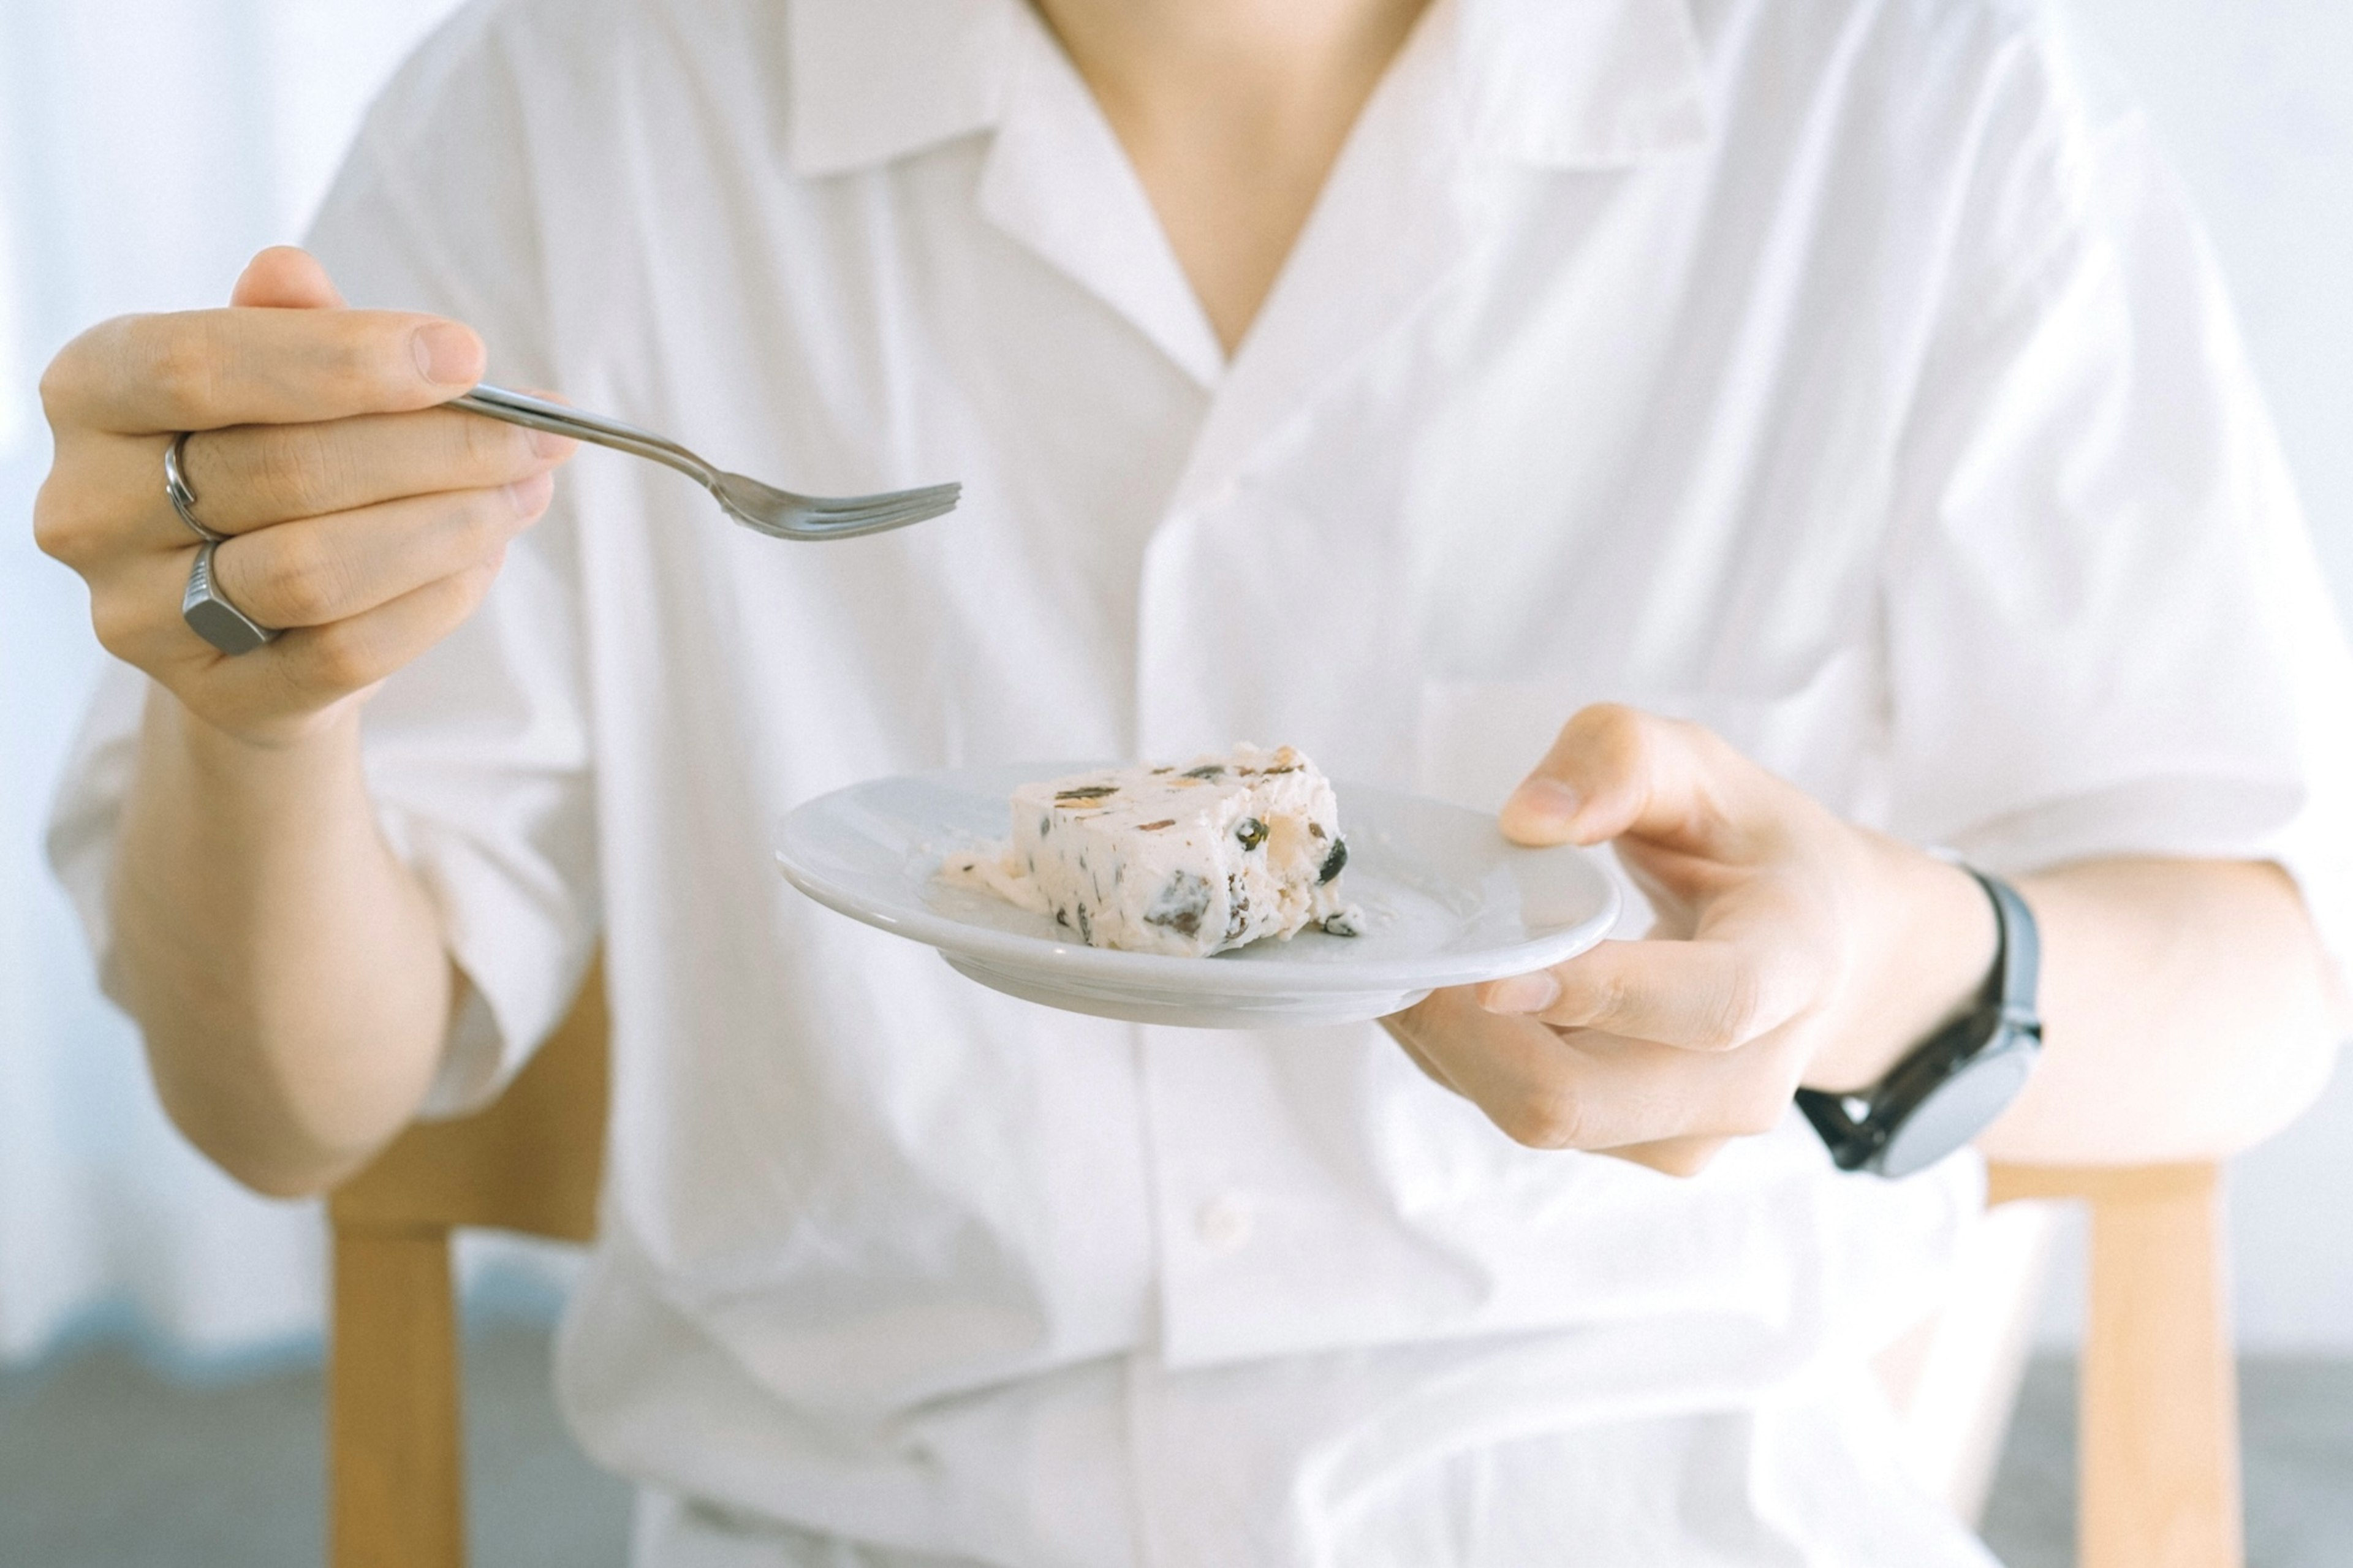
[33,246,574,748]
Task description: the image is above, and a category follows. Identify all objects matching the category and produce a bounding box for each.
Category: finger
[1476,934,1811,1053]
[230,246,346,310]
[1496,703,1773,860]
[1401,987,1797,1153]
[78,471,545,670]
[44,305,485,435]
[145,404,571,537]
[209,473,553,629]
[1392,987,1616,1149]
[1380,1009,1467,1094]
[81,544,224,676]
[1544,1025,1802,1148]
[208,557,506,714]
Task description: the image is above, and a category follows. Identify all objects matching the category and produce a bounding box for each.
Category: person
[32,0,2353,1561]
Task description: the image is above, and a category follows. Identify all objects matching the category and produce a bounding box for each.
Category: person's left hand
[1382,704,1999,1176]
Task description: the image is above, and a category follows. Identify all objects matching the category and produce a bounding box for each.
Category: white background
[0,0,2348,1367]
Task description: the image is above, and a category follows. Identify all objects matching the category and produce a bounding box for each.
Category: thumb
[1498,703,1762,862]
[230,246,346,309]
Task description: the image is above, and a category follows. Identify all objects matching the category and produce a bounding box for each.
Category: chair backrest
[324,960,2242,1568]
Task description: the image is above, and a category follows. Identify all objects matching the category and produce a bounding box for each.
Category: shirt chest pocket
[1414,645,1885,822]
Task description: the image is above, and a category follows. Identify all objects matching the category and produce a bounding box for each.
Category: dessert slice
[942,744,1358,956]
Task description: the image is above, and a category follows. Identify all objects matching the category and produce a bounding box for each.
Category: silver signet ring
[183,539,280,656]
[164,431,225,543]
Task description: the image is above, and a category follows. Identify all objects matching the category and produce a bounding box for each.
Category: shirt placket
[971,6,1497,1558]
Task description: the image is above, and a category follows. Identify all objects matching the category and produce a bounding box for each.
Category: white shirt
[51,0,2353,1563]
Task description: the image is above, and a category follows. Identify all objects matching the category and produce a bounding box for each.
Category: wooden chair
[324,963,2245,1568]
[1984,1162,2242,1567]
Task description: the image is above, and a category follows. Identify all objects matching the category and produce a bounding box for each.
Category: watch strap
[1980,870,2039,1032]
[1795,868,2042,1176]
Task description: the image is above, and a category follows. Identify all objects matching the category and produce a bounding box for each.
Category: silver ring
[165,432,224,543]
[183,539,279,656]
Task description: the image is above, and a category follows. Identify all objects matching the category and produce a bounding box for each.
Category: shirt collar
[782,0,1016,177]
[782,0,1712,178]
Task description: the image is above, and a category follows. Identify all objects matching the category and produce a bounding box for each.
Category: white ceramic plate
[775,763,1621,1029]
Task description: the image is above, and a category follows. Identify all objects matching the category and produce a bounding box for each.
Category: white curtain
[0,0,468,1368]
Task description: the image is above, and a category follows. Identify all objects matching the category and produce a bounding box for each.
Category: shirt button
[1194,1192,1256,1252]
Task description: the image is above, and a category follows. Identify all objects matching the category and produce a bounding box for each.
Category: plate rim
[775,764,1621,996]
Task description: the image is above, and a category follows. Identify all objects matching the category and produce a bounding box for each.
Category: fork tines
[811,484,962,529]
[814,482,963,517]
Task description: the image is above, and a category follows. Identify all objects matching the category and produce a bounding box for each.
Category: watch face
[1876,1040,2039,1179]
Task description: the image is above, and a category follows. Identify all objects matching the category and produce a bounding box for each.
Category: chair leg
[2080,1165,2243,1568]
[330,1223,466,1568]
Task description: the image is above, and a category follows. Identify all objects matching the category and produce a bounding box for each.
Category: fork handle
[450,384,716,488]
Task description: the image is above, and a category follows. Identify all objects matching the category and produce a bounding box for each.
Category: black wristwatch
[1795,869,2042,1179]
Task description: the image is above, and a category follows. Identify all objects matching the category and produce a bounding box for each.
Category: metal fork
[450,383,961,541]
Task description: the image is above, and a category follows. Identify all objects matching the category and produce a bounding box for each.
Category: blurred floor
[0,1322,632,1568]
[2,1336,2348,1566]
[1980,1357,2353,1568]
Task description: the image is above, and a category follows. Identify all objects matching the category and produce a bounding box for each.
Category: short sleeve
[45,2,601,1118]
[1879,26,2353,988]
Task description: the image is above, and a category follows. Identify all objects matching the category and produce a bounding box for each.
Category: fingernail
[1482,972,1560,1015]
[528,427,574,460]
[1502,777,1581,834]
[412,322,481,386]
